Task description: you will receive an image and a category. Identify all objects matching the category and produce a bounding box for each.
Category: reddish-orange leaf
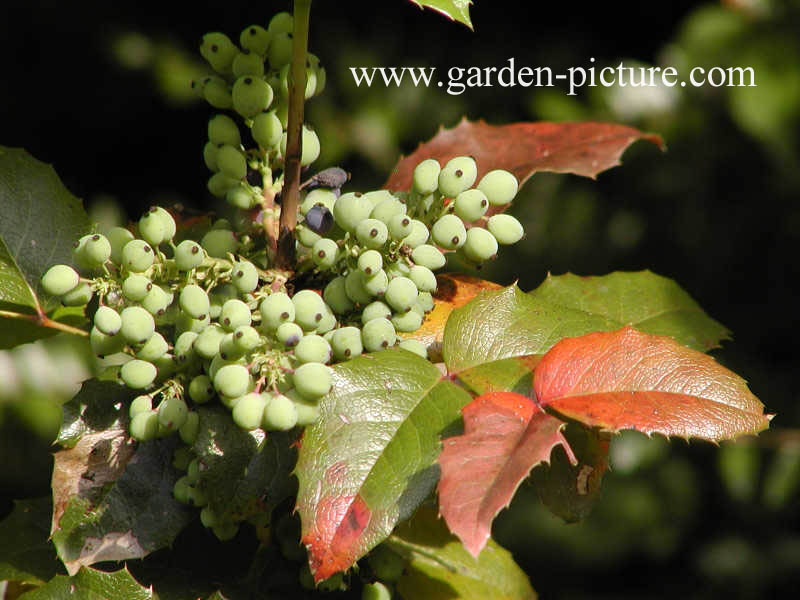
[534,326,772,442]
[384,118,665,193]
[400,273,501,350]
[437,392,576,557]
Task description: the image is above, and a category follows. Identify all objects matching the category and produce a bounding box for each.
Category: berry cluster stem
[276,0,313,270]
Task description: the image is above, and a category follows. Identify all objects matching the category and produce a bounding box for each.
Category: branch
[0,309,88,338]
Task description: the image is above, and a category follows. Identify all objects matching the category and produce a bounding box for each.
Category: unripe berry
[107,227,135,264]
[454,188,489,222]
[220,299,252,331]
[398,338,428,359]
[189,374,215,404]
[268,32,293,69]
[333,192,372,232]
[122,274,152,302]
[384,277,418,313]
[370,197,406,225]
[139,208,167,247]
[276,322,304,347]
[232,76,273,119]
[287,389,322,427]
[392,309,423,332]
[207,172,238,198]
[214,364,251,398]
[362,582,392,600]
[461,226,499,263]
[231,260,259,293]
[41,264,79,296]
[487,214,524,245]
[279,126,320,166]
[262,392,298,430]
[292,362,332,401]
[174,331,199,365]
[388,214,413,240]
[202,77,233,109]
[201,228,238,258]
[361,318,396,352]
[344,270,372,305]
[90,326,125,357]
[411,244,446,270]
[120,359,157,389]
[130,410,159,442]
[323,276,354,315]
[477,169,519,206]
[232,325,260,352]
[194,324,225,359]
[260,292,295,330]
[136,331,169,362]
[61,282,93,306]
[362,269,389,297]
[179,411,200,445]
[233,392,267,430]
[356,218,389,249]
[240,24,270,56]
[80,234,112,267]
[216,145,247,180]
[174,240,205,271]
[232,49,265,77]
[120,306,155,345]
[357,249,383,276]
[200,32,237,73]
[208,114,241,147]
[409,265,437,293]
[294,334,332,364]
[438,156,477,198]
[312,238,339,270]
[251,111,282,149]
[158,396,188,431]
[412,158,441,194]
[331,326,363,361]
[292,289,327,331]
[129,395,152,419]
[121,240,155,273]
[361,301,392,325]
[431,214,467,250]
[141,285,173,316]
[402,219,430,249]
[180,284,210,319]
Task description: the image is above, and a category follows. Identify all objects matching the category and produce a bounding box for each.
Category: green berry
[141,284,173,316]
[216,145,247,180]
[201,228,238,258]
[287,390,321,426]
[300,188,337,215]
[312,238,339,270]
[130,410,159,442]
[384,277,418,313]
[220,300,252,332]
[203,141,219,172]
[323,277,355,315]
[402,219,430,249]
[41,264,79,296]
[233,392,268,430]
[268,32,293,69]
[362,269,389,297]
[200,32,237,72]
[358,250,383,276]
[409,265,437,293]
[180,284,210,319]
[345,270,372,305]
[361,318,396,352]
[139,208,167,247]
[178,412,200,445]
[214,364,251,398]
[432,214,467,250]
[385,261,411,280]
[189,375,215,404]
[121,239,155,273]
[362,582,392,600]
[294,334,332,364]
[260,292,295,330]
[199,506,218,529]
[292,362,332,400]
[232,76,273,119]
[122,274,152,301]
[232,49,265,77]
[333,192,373,232]
[151,207,176,241]
[295,223,321,248]
[361,301,392,324]
[477,169,519,206]
[202,77,233,109]
[136,332,168,362]
[292,289,327,331]
[487,214,524,245]
[194,324,225,359]
[462,226,499,262]
[120,306,155,344]
[251,111,282,149]
[208,114,241,146]
[174,331,199,365]
[207,172,238,198]
[129,395,152,419]
[226,186,255,209]
[107,227,135,264]
[454,188,489,221]
[231,260,259,293]
[262,392,298,430]
[438,156,477,198]
[388,214,413,240]
[61,282,93,306]
[331,326,363,361]
[392,309,423,332]
[268,12,294,35]
[315,307,337,335]
[412,158,441,194]
[415,291,435,314]
[240,24,270,56]
[276,322,304,347]
[120,359,157,389]
[187,484,208,508]
[356,218,389,249]
[368,546,405,582]
[80,233,112,266]
[362,189,395,208]
[233,325,260,352]
[174,240,205,271]
[212,521,239,541]
[398,339,428,359]
[90,326,124,357]
[158,396,188,431]
[370,197,406,225]
[279,126,320,166]
[411,244,446,270]
[218,332,246,361]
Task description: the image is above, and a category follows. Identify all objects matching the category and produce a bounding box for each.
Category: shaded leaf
[51,380,194,574]
[437,392,575,557]
[531,424,610,522]
[17,566,153,600]
[385,119,664,193]
[535,326,772,442]
[529,271,730,352]
[193,406,297,523]
[407,0,473,29]
[295,349,472,582]
[389,505,536,599]
[456,356,541,397]
[0,497,63,585]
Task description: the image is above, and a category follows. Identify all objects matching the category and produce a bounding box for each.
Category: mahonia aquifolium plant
[38,10,524,591]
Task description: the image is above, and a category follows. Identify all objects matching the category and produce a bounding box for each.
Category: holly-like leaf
[530,424,610,523]
[0,497,63,585]
[192,406,297,523]
[384,119,664,193]
[0,147,91,347]
[529,271,730,352]
[51,380,194,574]
[295,349,472,582]
[407,0,474,29]
[387,506,536,600]
[456,356,542,397]
[535,326,772,441]
[437,392,575,557]
[17,566,154,600]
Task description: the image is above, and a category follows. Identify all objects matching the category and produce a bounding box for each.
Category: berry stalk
[276,0,313,270]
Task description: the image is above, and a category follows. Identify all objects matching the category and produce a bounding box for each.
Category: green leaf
[456,356,541,396]
[388,506,536,600]
[17,566,154,600]
[192,406,297,523]
[408,0,473,29]
[528,271,730,352]
[51,380,194,574]
[295,349,472,582]
[0,146,91,346]
[0,497,64,585]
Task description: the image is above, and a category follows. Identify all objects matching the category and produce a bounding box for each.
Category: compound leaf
[0,497,63,585]
[17,566,154,600]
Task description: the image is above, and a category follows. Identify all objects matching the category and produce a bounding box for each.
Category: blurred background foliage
[1,0,799,597]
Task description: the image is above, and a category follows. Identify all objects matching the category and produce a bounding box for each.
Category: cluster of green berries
[194,13,324,209]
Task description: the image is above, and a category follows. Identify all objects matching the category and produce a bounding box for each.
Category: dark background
[2,1,800,598]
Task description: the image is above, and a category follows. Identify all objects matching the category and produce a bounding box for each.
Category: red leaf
[437,392,576,557]
[384,118,665,192]
[534,326,772,441]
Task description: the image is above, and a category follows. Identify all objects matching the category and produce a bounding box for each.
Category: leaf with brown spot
[437,392,575,557]
[534,326,772,442]
[384,119,664,193]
